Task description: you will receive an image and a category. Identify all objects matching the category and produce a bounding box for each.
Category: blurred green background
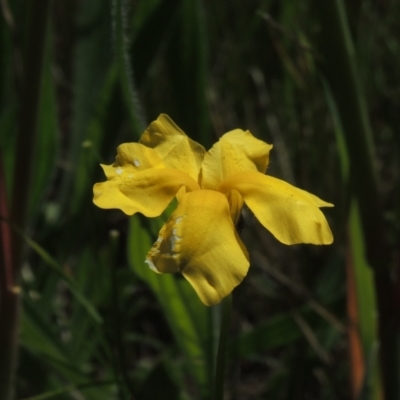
[1,0,399,399]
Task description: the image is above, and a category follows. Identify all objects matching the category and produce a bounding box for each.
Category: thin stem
[213,294,232,400]
[0,153,19,400]
[20,380,115,400]
[112,0,146,137]
[110,230,133,399]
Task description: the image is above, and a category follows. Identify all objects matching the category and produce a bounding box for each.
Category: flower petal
[93,164,200,217]
[114,142,166,170]
[99,143,165,181]
[139,114,206,181]
[225,189,244,225]
[219,171,333,245]
[146,190,250,306]
[94,142,200,216]
[200,129,273,189]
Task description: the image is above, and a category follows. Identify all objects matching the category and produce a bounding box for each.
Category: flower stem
[213,294,232,400]
[112,0,146,137]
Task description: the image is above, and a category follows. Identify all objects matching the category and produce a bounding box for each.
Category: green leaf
[21,298,71,364]
[348,200,381,399]
[28,25,58,218]
[19,381,115,400]
[128,214,214,398]
[229,302,341,361]
[322,52,382,400]
[22,233,102,324]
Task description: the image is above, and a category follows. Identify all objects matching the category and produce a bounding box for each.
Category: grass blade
[20,381,115,400]
[314,1,396,397]
[128,214,214,399]
[322,65,382,400]
[112,0,146,137]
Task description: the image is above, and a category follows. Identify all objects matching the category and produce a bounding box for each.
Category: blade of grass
[20,297,73,365]
[20,381,115,400]
[1,220,103,324]
[128,214,214,399]
[24,235,103,324]
[314,1,397,397]
[323,73,382,399]
[109,230,134,399]
[346,235,367,399]
[228,300,341,361]
[112,0,146,138]
[213,294,231,400]
[1,2,50,399]
[348,200,382,400]
[28,20,58,218]
[21,302,117,400]
[313,0,386,265]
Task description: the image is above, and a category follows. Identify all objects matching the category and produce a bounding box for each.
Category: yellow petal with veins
[93,167,200,217]
[145,191,250,306]
[100,142,165,181]
[114,142,166,170]
[140,114,206,181]
[93,142,200,215]
[201,129,273,189]
[219,171,333,245]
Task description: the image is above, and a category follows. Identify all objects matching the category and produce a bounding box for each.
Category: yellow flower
[93,114,333,306]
